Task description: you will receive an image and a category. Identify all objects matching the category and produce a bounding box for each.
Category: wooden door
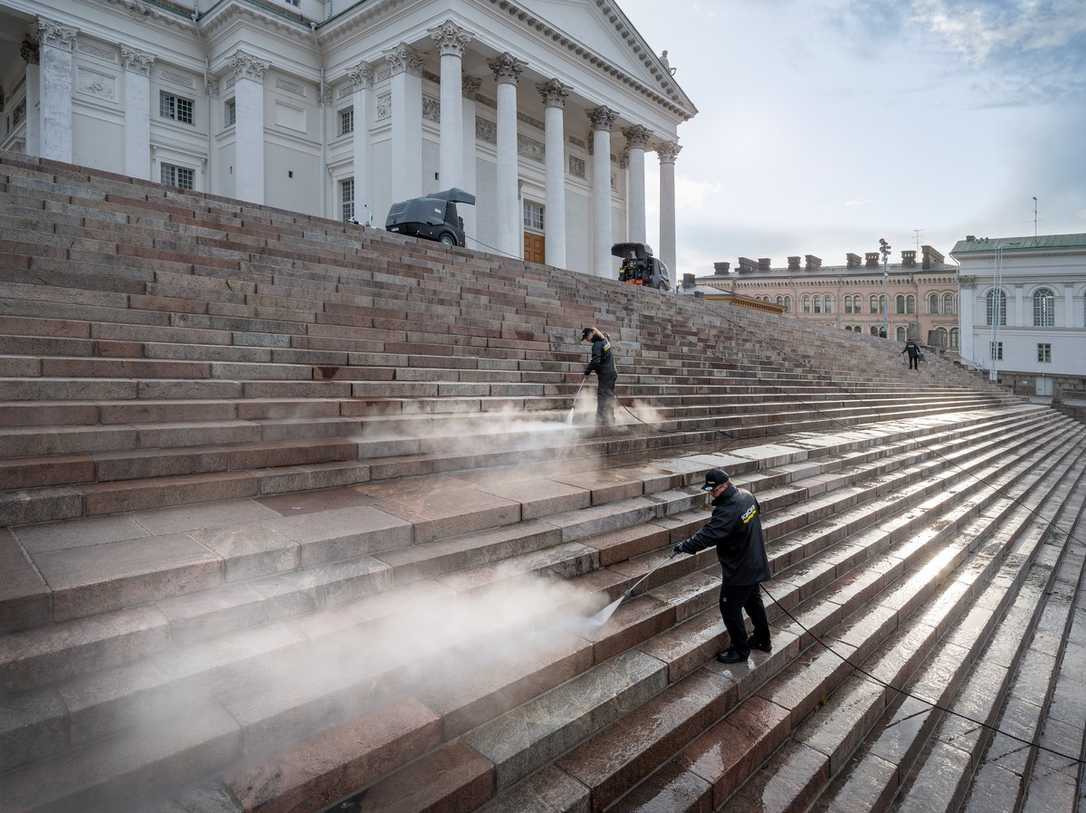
[524,232,545,264]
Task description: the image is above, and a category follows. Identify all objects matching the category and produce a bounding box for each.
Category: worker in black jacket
[902,340,922,371]
[673,468,772,663]
[581,326,617,425]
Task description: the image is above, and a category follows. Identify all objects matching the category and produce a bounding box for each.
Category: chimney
[757,257,771,272]
[865,252,880,268]
[787,256,801,271]
[921,245,944,269]
[965,235,976,242]
[901,249,916,268]
[682,273,696,289]
[804,254,822,271]
[713,261,731,275]
[846,252,862,268]
[737,257,757,274]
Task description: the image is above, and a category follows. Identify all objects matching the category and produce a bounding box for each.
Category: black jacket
[585,336,617,379]
[677,484,770,585]
[902,342,921,359]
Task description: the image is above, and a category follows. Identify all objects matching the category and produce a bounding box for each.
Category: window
[844,295,853,314]
[906,295,915,314]
[986,288,1007,326]
[896,294,906,314]
[950,328,959,350]
[813,296,822,314]
[1033,288,1055,327]
[823,294,832,314]
[523,200,544,231]
[943,292,955,315]
[928,292,939,314]
[224,98,236,127]
[338,105,354,136]
[896,326,907,342]
[870,295,879,314]
[340,177,355,222]
[990,341,1003,361]
[160,91,194,125]
[802,295,811,314]
[776,295,783,307]
[870,326,880,336]
[1037,343,1052,363]
[284,0,300,6]
[160,163,194,190]
[934,327,947,348]
[845,325,852,332]
[784,296,791,312]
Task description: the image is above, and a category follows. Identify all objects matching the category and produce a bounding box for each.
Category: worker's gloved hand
[672,541,687,556]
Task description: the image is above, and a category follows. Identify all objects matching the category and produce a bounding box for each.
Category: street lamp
[879,238,891,339]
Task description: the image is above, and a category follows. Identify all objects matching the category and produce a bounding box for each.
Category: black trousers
[596,373,617,425]
[720,583,770,654]
[908,356,918,370]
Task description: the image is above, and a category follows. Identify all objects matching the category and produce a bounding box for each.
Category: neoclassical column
[231,50,269,204]
[36,18,78,163]
[386,44,424,203]
[347,61,372,224]
[657,140,681,284]
[622,125,651,244]
[19,37,40,157]
[958,276,975,362]
[589,105,617,278]
[489,52,525,258]
[429,20,472,191]
[461,75,481,246]
[121,46,154,180]
[538,78,569,268]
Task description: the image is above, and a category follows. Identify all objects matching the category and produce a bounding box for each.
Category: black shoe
[749,636,772,653]
[717,648,750,664]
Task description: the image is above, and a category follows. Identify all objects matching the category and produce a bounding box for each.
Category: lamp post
[879,238,891,339]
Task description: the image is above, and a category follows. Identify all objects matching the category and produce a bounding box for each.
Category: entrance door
[524,232,545,264]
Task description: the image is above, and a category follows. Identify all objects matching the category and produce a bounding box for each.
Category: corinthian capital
[347,61,373,90]
[622,125,653,151]
[231,50,269,82]
[429,19,473,57]
[488,52,526,86]
[537,78,570,109]
[588,105,617,132]
[384,44,424,77]
[120,45,155,75]
[37,18,78,52]
[656,140,682,163]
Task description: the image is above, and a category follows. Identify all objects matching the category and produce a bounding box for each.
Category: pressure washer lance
[566,377,588,425]
[587,551,678,628]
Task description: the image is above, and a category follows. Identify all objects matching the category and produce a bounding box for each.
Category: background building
[698,246,960,348]
[954,233,1086,398]
[0,0,696,277]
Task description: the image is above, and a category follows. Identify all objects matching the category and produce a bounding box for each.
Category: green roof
[951,233,1086,255]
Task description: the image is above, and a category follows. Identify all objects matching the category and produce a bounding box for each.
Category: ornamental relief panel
[476,117,496,145]
[376,92,391,121]
[159,69,195,89]
[76,66,117,101]
[275,78,305,97]
[518,134,544,161]
[422,95,440,123]
[79,41,116,62]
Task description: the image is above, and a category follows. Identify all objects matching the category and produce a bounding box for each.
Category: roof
[951,233,1086,255]
[677,284,725,296]
[696,263,958,282]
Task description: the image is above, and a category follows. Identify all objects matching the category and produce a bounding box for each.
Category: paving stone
[15,514,151,554]
[268,504,413,564]
[351,742,496,813]
[0,527,51,633]
[0,687,68,772]
[131,500,283,535]
[480,765,590,813]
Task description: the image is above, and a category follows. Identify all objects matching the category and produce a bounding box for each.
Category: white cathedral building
[0,0,697,279]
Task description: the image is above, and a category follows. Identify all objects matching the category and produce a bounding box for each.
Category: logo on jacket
[740,504,758,525]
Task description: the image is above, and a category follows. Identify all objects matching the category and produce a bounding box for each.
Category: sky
[623,0,1086,275]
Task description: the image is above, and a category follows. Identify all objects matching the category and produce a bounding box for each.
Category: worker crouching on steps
[581,326,617,426]
[673,468,772,663]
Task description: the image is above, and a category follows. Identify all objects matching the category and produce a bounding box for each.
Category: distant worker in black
[581,326,617,426]
[902,339,922,371]
[673,468,772,663]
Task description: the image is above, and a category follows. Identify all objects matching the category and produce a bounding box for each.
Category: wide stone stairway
[0,152,1082,813]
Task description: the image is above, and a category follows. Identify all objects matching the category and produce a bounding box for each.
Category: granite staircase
[0,153,1081,813]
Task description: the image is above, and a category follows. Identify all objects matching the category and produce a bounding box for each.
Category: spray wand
[587,550,679,627]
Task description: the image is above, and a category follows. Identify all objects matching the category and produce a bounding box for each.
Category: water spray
[567,377,588,425]
[587,551,679,628]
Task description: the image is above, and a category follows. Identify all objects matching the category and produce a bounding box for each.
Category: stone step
[611,428,1086,813]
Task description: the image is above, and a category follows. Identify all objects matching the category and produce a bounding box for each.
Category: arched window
[935,327,948,348]
[906,295,915,314]
[896,294,906,314]
[986,288,1007,326]
[1033,287,1055,326]
[950,327,959,349]
[845,325,852,332]
[880,294,888,314]
[784,296,791,312]
[928,293,939,314]
[896,326,907,342]
[823,295,833,314]
[870,326,879,336]
[813,296,822,314]
[869,295,879,314]
[943,292,955,315]
[844,295,852,314]
[802,295,811,314]
[776,295,783,306]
